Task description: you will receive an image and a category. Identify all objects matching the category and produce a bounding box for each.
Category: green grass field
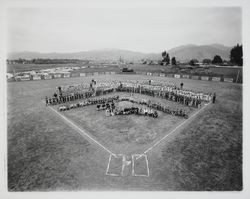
[7,74,242,191]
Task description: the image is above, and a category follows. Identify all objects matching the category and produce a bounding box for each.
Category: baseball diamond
[6,4,243,192]
[8,72,242,191]
[45,79,212,176]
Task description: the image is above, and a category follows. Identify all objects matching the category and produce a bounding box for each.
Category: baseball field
[7,74,242,191]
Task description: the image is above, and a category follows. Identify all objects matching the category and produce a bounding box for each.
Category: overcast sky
[7,5,242,53]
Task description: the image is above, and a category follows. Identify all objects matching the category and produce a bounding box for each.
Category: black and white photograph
[1,0,250,197]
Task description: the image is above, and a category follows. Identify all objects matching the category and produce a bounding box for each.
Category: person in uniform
[212,92,216,103]
[53,92,58,104]
[180,82,183,89]
[58,86,62,96]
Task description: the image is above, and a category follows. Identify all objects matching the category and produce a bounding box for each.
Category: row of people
[57,94,188,118]
[47,87,117,106]
[105,106,158,118]
[58,96,119,111]
[97,102,115,111]
[46,80,212,108]
[52,79,175,98]
[91,96,188,118]
[46,90,94,106]
[56,79,211,100]
[116,85,203,108]
[118,97,189,118]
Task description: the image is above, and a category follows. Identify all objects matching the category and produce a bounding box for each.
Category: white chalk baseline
[48,106,114,155]
[143,103,211,154]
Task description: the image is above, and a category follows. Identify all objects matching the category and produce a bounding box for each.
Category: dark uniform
[180,83,183,89]
[212,92,216,103]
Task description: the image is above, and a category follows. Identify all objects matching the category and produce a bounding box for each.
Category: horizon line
[7,43,241,54]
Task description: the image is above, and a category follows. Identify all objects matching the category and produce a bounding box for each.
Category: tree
[230,44,243,66]
[141,59,147,64]
[212,55,223,65]
[158,60,163,65]
[162,51,167,58]
[202,58,212,65]
[189,59,199,66]
[171,57,177,65]
[164,53,170,65]
[161,51,170,65]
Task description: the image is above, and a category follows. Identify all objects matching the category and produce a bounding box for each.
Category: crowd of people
[46,79,214,108]
[116,82,211,108]
[45,90,94,106]
[57,94,188,119]
[58,96,119,111]
[118,97,188,118]
[46,78,215,119]
[58,95,159,118]
[105,106,159,118]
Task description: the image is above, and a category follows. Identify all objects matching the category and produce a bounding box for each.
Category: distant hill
[168,44,232,62]
[8,44,232,62]
[8,49,160,62]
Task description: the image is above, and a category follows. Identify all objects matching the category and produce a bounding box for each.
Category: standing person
[58,86,62,96]
[212,92,216,103]
[53,92,58,104]
[89,81,93,91]
[180,82,183,89]
[45,96,48,106]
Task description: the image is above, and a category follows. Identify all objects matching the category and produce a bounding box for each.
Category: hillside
[8,49,160,62]
[168,44,231,62]
[8,44,232,62]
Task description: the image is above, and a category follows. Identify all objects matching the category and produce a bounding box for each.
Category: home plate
[121,155,132,177]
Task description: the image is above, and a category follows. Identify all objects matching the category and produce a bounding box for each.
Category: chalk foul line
[143,103,211,154]
[48,106,114,155]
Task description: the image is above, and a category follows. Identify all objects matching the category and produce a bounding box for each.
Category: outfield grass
[7,74,242,191]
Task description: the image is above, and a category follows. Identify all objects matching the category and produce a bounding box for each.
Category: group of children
[105,106,159,118]
[47,79,215,119]
[118,97,189,118]
[58,96,119,111]
[116,83,211,108]
[57,93,188,119]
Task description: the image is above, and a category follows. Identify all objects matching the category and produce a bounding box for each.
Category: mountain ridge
[168,44,232,62]
[8,44,232,62]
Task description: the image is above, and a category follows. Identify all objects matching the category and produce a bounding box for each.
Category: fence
[8,70,241,84]
[133,72,240,83]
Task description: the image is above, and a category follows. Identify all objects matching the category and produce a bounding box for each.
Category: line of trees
[230,44,243,66]
[190,44,243,66]
[160,51,177,66]
[158,44,243,67]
